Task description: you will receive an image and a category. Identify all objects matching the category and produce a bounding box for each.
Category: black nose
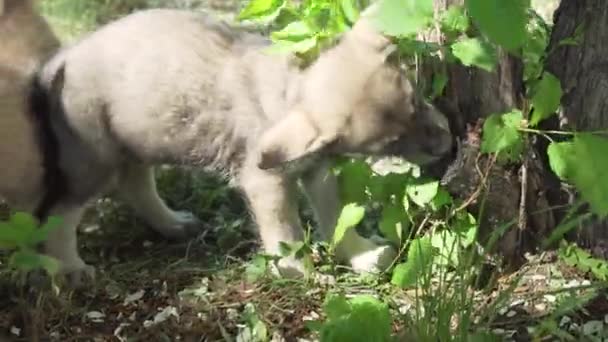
[422,127,452,156]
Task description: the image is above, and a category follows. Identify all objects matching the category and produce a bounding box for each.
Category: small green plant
[309,293,393,342]
[0,212,61,279]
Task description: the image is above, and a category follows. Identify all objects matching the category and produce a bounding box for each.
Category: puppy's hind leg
[301,161,396,274]
[43,204,95,288]
[116,162,202,240]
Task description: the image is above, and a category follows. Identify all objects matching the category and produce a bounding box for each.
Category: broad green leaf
[559,243,608,281]
[323,293,351,320]
[530,72,562,126]
[9,249,60,275]
[430,71,448,99]
[430,230,459,266]
[547,134,608,217]
[368,0,434,37]
[451,37,497,72]
[523,11,550,83]
[245,254,268,282]
[379,202,409,245]
[466,0,529,51]
[27,215,62,246]
[391,237,434,288]
[271,21,314,41]
[266,36,319,54]
[332,203,365,248]
[452,212,478,248]
[430,187,453,211]
[439,5,469,35]
[406,180,439,207]
[337,159,372,205]
[0,212,40,248]
[320,294,392,342]
[238,0,285,21]
[398,39,441,56]
[480,110,524,161]
[547,141,575,180]
[368,173,408,203]
[340,0,360,24]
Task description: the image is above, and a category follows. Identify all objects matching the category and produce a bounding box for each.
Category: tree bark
[545,0,608,256]
[425,0,556,268]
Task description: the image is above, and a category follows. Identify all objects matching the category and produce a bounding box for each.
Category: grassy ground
[4,0,608,341]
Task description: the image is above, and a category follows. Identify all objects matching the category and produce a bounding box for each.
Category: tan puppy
[25,8,453,285]
[0,0,60,215]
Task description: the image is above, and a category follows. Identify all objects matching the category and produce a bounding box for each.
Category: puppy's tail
[29,63,68,221]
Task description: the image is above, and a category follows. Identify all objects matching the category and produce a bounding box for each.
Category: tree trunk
[425,0,556,268]
[545,0,608,256]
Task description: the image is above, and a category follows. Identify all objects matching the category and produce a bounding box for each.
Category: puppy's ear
[257,111,336,170]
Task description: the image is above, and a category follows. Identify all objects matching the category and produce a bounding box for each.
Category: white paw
[59,263,96,289]
[269,256,307,279]
[28,261,96,290]
[348,245,396,274]
[336,236,397,274]
[155,211,203,240]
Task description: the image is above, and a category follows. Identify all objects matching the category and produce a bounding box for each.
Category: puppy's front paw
[269,256,307,279]
[27,261,96,290]
[60,263,96,289]
[156,211,204,241]
[348,244,396,274]
[337,236,397,274]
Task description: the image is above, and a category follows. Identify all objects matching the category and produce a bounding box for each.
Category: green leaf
[368,0,434,37]
[337,159,372,205]
[406,180,439,207]
[332,203,365,248]
[340,0,360,24]
[266,36,319,54]
[266,36,317,53]
[323,293,351,320]
[398,39,441,56]
[480,110,524,161]
[238,0,285,21]
[430,230,459,266]
[0,212,42,248]
[271,20,314,41]
[391,237,434,288]
[430,187,453,211]
[245,254,268,282]
[546,141,575,180]
[439,5,469,35]
[430,71,448,99]
[451,37,497,72]
[320,294,392,342]
[452,212,478,248]
[547,134,608,217]
[368,173,408,203]
[530,72,562,126]
[379,202,409,245]
[9,249,60,275]
[559,243,608,281]
[465,0,529,51]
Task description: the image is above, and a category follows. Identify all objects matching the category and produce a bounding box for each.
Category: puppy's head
[257,10,452,171]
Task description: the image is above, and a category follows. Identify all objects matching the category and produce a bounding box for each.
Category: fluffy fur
[12,7,453,285]
[0,0,61,214]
